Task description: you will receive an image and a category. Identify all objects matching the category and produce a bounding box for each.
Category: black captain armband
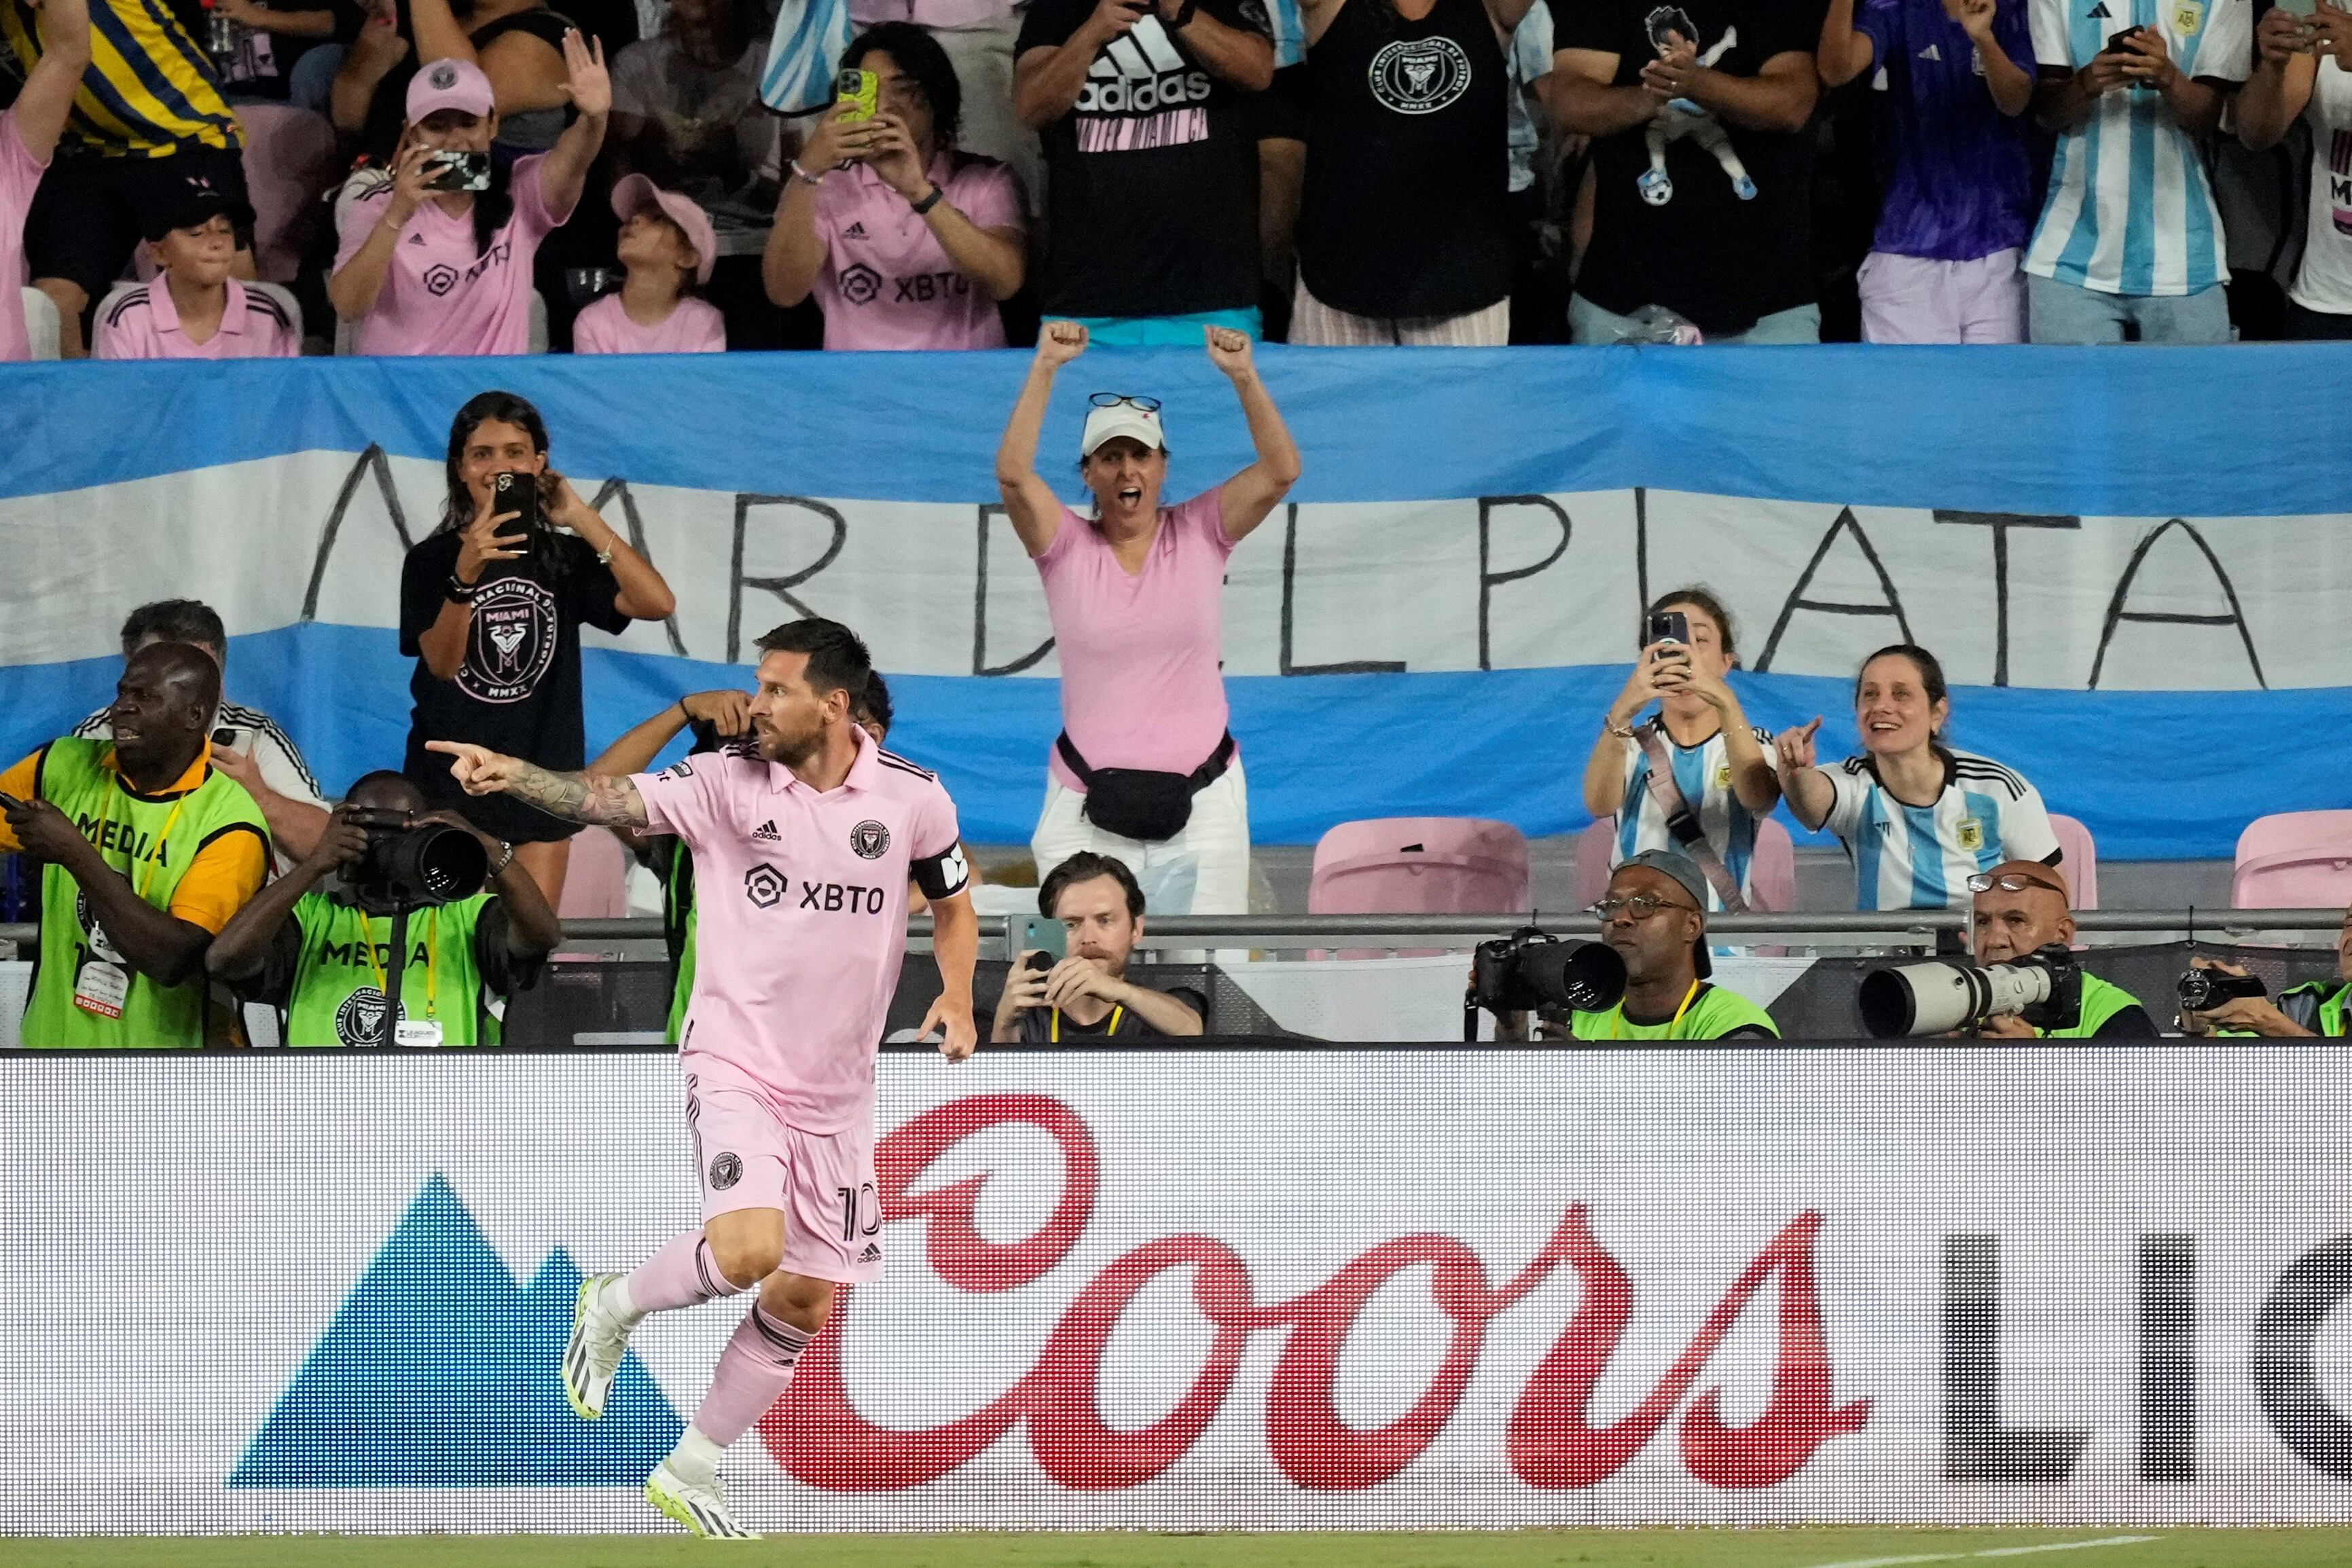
[911,843,971,901]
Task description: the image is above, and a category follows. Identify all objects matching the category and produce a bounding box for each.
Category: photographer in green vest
[0,643,270,1047]
[206,771,562,1047]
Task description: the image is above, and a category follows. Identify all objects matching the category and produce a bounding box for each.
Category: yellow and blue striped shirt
[2,0,240,156]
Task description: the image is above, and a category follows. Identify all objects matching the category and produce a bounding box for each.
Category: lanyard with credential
[360,909,439,1021]
[1609,979,1700,1039]
[1050,1004,1123,1042]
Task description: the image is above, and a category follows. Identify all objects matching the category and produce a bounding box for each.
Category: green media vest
[22,737,269,1049]
[2036,973,2145,1039]
[1568,982,1781,1041]
[282,890,498,1047]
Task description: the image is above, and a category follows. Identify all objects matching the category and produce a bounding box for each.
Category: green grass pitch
[5,1529,2352,1568]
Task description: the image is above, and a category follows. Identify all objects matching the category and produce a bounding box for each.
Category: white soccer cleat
[561,1273,634,1421]
[645,1460,757,1539]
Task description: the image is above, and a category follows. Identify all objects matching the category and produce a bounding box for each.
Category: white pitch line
[1804,1534,2158,1568]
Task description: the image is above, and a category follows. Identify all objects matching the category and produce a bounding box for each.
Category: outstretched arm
[15,0,93,166]
[996,323,1089,557]
[424,742,649,826]
[1206,328,1301,543]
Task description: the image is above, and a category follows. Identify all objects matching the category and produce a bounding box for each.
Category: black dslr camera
[1466,926,1628,1040]
[342,809,490,908]
[2177,966,2265,1015]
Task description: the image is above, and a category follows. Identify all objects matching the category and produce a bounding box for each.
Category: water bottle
[200,0,240,71]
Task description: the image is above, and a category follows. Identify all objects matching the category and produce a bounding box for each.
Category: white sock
[667,1425,727,1489]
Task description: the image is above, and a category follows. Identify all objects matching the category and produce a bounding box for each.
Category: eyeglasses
[1088,393,1162,412]
[1966,873,2061,895]
[1589,894,1698,920]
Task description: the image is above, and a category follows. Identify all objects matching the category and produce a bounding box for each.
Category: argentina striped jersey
[1612,721,1774,912]
[1822,748,2060,911]
[2024,0,2251,295]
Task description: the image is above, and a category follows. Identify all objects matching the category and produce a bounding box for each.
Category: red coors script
[763,1093,1870,1491]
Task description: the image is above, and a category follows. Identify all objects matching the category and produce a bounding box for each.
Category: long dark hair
[844,22,962,151]
[465,147,517,259]
[440,388,551,534]
[1854,643,1951,742]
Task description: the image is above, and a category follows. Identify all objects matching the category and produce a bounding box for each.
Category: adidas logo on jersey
[858,1243,882,1263]
[407,232,427,244]
[2087,1,2110,14]
[1076,17,1212,113]
[753,820,780,843]
[844,221,867,238]
[1917,42,1941,59]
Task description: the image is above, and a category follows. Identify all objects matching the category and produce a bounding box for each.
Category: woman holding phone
[1773,642,2059,911]
[1580,588,1779,911]
[329,40,610,355]
[401,390,676,907]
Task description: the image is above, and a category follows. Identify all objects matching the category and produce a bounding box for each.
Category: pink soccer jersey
[633,724,967,1133]
[812,156,1020,350]
[1037,488,1237,791]
[0,109,48,363]
[571,291,726,354]
[94,276,300,359]
[333,153,567,357]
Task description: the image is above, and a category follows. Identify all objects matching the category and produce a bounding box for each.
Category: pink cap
[611,173,717,287]
[406,58,496,124]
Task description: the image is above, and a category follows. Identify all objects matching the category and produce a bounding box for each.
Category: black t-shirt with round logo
[1016,0,1271,318]
[1559,0,1825,335]
[399,528,626,837]
[1296,0,1511,320]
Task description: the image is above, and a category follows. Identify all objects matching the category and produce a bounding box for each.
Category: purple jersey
[1856,0,2038,261]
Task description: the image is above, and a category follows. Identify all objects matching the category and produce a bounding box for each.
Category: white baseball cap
[1080,397,1165,458]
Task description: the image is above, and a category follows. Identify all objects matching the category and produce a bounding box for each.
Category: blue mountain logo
[232,1173,682,1487]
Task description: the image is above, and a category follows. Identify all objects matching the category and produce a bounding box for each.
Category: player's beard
[754,721,822,769]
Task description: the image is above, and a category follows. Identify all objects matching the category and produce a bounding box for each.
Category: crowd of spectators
[7,0,2351,354]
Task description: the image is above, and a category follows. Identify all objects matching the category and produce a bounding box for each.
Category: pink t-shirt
[634,725,966,1131]
[1036,489,1237,790]
[571,291,726,354]
[94,276,299,359]
[849,0,1006,32]
[812,155,1021,350]
[0,111,50,363]
[333,154,566,356]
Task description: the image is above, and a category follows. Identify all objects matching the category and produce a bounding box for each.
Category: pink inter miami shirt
[571,291,726,354]
[94,276,299,360]
[333,153,569,356]
[634,723,966,1133]
[1037,489,1237,792]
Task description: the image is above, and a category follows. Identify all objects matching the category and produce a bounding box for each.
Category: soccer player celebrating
[424,618,976,1539]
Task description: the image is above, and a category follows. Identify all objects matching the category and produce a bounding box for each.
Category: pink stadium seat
[557,828,632,920]
[2048,814,2099,910]
[1309,818,1530,915]
[2231,810,2352,910]
[1572,817,1796,911]
[238,105,339,282]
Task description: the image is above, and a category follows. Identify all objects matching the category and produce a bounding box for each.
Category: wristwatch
[489,840,516,877]
[910,183,945,215]
[445,573,477,604]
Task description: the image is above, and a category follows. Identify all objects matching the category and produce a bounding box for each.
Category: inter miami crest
[849,820,890,860]
[336,986,397,1047]
[708,1152,742,1190]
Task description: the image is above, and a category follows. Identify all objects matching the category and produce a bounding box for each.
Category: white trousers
[1030,761,1252,917]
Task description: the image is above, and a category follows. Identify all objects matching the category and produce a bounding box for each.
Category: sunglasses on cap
[1088,393,1162,412]
[1966,871,2064,895]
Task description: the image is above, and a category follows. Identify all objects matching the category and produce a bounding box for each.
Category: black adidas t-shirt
[1559,0,1824,335]
[399,528,626,835]
[1016,0,1271,318]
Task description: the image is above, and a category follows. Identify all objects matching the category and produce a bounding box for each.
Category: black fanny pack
[1055,731,1236,843]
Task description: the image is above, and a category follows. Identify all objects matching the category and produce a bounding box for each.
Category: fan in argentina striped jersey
[1775,642,2059,913]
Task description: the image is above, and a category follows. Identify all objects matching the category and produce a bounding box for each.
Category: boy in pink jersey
[0,0,89,361]
[94,180,299,360]
[572,175,726,354]
[426,617,977,1540]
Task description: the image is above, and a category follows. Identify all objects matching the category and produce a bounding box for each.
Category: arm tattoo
[506,762,648,827]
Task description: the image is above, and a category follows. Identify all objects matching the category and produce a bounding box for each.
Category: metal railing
[4,908,2340,964]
